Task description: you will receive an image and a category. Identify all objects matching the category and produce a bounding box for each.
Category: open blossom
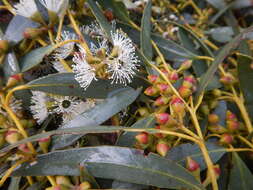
[106,30,139,85]
[72,46,97,90]
[30,91,50,124]
[52,96,95,124]
[54,31,77,60]
[39,0,69,17]
[14,0,38,18]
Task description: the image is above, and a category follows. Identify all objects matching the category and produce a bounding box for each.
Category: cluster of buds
[226,110,240,133]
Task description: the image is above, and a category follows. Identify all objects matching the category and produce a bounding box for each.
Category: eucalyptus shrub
[0,0,253,190]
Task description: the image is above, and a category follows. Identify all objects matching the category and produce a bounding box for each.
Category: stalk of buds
[156,140,170,157]
[186,157,200,181]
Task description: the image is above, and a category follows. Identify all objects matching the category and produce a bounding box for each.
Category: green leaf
[205,0,226,9]
[196,26,253,99]
[13,146,205,190]
[3,52,20,79]
[140,0,153,60]
[87,0,112,38]
[166,142,226,170]
[8,177,21,190]
[207,27,234,43]
[20,45,54,72]
[26,73,124,98]
[116,115,156,147]
[51,87,140,149]
[237,41,253,118]
[228,152,253,190]
[4,16,39,44]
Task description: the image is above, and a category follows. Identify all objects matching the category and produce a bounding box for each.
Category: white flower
[14,0,38,18]
[72,47,97,90]
[52,96,95,124]
[30,91,50,124]
[52,61,68,73]
[39,0,69,17]
[169,14,178,21]
[106,30,139,85]
[90,39,109,56]
[54,31,77,60]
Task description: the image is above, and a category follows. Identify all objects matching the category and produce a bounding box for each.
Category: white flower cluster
[73,22,139,89]
[30,91,96,125]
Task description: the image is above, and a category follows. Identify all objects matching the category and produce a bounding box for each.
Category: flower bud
[154,96,170,106]
[208,114,219,124]
[144,86,158,96]
[171,96,185,116]
[135,132,149,144]
[156,141,170,157]
[161,68,170,78]
[0,40,9,55]
[39,136,51,153]
[178,60,192,71]
[219,133,233,145]
[186,157,200,181]
[220,73,236,85]
[79,181,91,190]
[226,111,237,121]
[23,27,47,39]
[18,144,31,153]
[155,113,176,126]
[168,71,179,83]
[208,125,227,134]
[200,104,210,115]
[6,74,23,87]
[56,176,72,186]
[178,86,192,98]
[148,75,160,83]
[226,120,239,132]
[208,100,218,109]
[212,89,222,97]
[5,128,21,144]
[137,107,149,117]
[157,83,172,94]
[182,75,196,88]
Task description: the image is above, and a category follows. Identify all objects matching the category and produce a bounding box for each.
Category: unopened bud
[157,83,172,94]
[144,86,158,96]
[23,27,47,39]
[209,100,218,109]
[208,125,227,134]
[219,133,233,145]
[182,75,196,88]
[220,73,236,85]
[171,97,185,116]
[154,96,170,106]
[169,71,179,82]
[6,74,23,87]
[178,60,192,71]
[155,113,176,126]
[5,128,21,144]
[200,104,210,115]
[135,132,149,144]
[18,144,31,153]
[186,157,200,172]
[79,181,91,190]
[148,75,160,83]
[156,141,170,156]
[226,111,237,121]
[226,120,239,132]
[178,86,192,98]
[56,176,72,186]
[208,114,219,124]
[212,89,222,97]
[0,40,9,55]
[137,107,149,117]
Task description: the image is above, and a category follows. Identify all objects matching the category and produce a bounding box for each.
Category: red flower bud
[182,75,196,88]
[148,75,159,83]
[178,86,192,98]
[219,133,233,145]
[155,113,170,125]
[161,68,170,78]
[135,132,149,144]
[226,111,237,121]
[156,141,170,157]
[171,96,185,115]
[38,136,51,143]
[157,83,172,94]
[226,120,239,132]
[5,128,21,144]
[169,71,179,82]
[208,114,219,124]
[18,144,30,153]
[179,60,192,71]
[186,157,200,172]
[6,74,23,87]
[220,73,236,85]
[154,96,170,106]
[144,86,158,96]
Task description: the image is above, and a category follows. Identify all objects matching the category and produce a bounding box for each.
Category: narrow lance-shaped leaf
[13,146,205,190]
[3,52,20,79]
[141,0,153,60]
[196,26,253,100]
[228,152,253,190]
[26,73,125,98]
[20,45,54,72]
